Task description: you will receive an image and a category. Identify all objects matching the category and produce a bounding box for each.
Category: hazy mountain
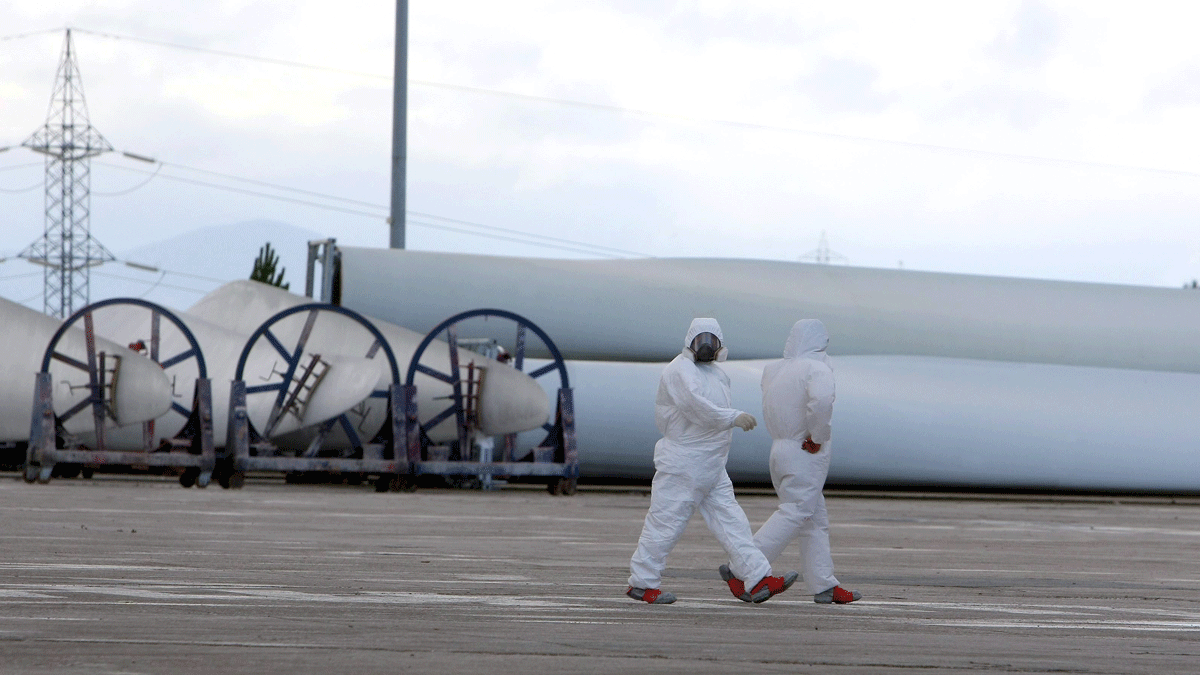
[0,220,328,314]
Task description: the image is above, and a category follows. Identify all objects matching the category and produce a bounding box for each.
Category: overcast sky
[3,0,1200,303]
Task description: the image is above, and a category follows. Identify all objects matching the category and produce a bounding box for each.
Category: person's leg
[797,492,839,594]
[629,471,698,589]
[753,508,800,563]
[698,472,772,589]
[753,443,824,563]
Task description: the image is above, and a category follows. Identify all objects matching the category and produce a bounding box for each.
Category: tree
[250,242,289,290]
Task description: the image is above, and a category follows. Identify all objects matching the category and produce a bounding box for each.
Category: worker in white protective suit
[720,319,861,604]
[627,318,798,605]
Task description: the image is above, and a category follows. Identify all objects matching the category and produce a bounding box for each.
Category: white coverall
[753,319,840,595]
[628,318,773,591]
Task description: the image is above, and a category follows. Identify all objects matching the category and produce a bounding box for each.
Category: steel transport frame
[21,300,577,494]
[222,303,407,492]
[402,308,578,495]
[23,298,216,487]
[222,305,577,493]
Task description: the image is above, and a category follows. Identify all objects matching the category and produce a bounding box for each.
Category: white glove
[733,413,757,432]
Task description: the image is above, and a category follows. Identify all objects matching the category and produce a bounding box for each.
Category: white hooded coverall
[753,319,840,595]
[628,318,773,591]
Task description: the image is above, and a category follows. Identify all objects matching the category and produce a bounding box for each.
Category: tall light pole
[19,29,116,318]
[389,0,408,249]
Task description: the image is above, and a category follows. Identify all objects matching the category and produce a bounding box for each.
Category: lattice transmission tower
[19,28,115,318]
[799,230,847,265]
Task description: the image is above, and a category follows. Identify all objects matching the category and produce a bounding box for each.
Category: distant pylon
[799,230,847,265]
[19,28,115,318]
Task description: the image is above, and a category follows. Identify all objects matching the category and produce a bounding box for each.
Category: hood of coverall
[683,317,728,362]
[783,319,831,364]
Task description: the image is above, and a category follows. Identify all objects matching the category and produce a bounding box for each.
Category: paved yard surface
[2,475,1200,673]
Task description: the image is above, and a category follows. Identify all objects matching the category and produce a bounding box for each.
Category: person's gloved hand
[733,413,757,432]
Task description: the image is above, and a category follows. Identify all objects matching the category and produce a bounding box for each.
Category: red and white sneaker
[718,564,752,602]
[748,571,799,603]
[626,586,677,604]
[814,586,861,604]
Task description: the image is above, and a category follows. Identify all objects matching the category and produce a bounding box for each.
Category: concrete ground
[2,475,1200,674]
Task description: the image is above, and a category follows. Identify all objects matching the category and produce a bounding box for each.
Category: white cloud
[2,0,1200,301]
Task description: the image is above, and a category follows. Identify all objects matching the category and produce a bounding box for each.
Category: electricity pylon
[19,28,115,318]
[799,230,848,265]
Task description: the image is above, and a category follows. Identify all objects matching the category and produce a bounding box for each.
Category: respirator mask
[689,332,721,362]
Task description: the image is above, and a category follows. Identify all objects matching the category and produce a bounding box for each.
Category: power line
[0,162,43,173]
[133,265,229,285]
[65,26,1200,180]
[419,81,1200,180]
[91,270,214,295]
[113,260,230,285]
[92,161,162,196]
[0,180,41,193]
[408,210,649,258]
[93,161,647,257]
[0,270,44,280]
[159,161,385,208]
[4,254,230,289]
[70,28,389,80]
[94,160,388,218]
[406,217,624,258]
[0,28,65,42]
[132,270,167,299]
[28,26,1189,267]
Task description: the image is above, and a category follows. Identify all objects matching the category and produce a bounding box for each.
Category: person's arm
[664,366,742,430]
[804,364,835,450]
